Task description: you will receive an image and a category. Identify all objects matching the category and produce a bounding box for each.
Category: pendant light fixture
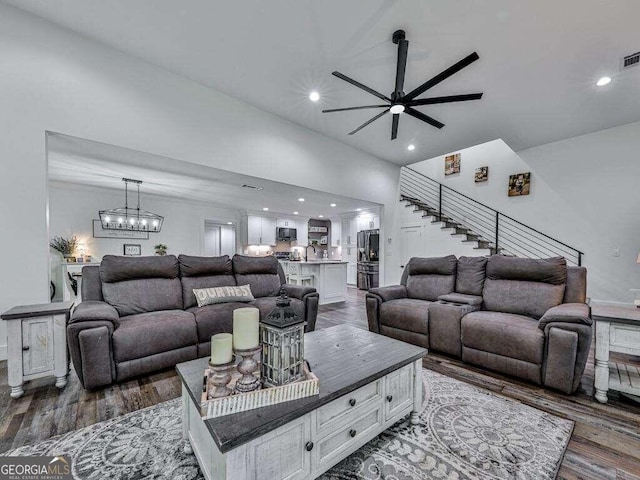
[98,178,164,233]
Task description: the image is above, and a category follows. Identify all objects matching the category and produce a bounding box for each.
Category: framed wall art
[508,172,531,196]
[444,153,461,175]
[475,166,488,183]
[123,244,142,256]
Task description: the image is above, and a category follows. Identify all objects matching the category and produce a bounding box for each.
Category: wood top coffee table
[177,324,427,480]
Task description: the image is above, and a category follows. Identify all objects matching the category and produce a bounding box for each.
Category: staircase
[400,166,584,266]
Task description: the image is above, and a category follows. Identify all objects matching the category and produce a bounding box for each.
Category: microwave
[277,227,297,242]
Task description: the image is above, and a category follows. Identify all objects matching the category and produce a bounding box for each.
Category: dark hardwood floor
[1,287,640,479]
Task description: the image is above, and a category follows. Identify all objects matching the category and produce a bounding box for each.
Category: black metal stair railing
[399,166,584,266]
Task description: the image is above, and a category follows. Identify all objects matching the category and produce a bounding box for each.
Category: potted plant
[50,236,78,262]
[154,244,168,256]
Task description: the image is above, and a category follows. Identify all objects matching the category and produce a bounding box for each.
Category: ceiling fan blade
[407,93,483,106]
[332,71,391,102]
[348,109,390,135]
[406,107,445,129]
[395,39,409,95]
[322,105,389,113]
[404,52,480,101]
[391,114,399,140]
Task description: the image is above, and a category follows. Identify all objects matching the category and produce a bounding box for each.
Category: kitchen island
[279,260,348,305]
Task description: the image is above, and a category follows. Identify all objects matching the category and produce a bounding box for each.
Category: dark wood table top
[592,304,640,326]
[176,324,427,453]
[1,301,75,320]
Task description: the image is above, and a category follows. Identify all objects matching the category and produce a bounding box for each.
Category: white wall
[0,4,401,359]
[49,182,241,260]
[409,121,640,303]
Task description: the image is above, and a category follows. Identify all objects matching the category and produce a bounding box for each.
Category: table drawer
[315,379,381,434]
[315,406,382,470]
[610,324,640,354]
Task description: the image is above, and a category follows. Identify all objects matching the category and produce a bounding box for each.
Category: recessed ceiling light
[390,104,405,114]
[356,208,362,211]
[407,144,415,151]
[227,222,233,225]
[293,211,299,215]
[596,76,612,87]
[330,203,337,207]
[298,198,305,202]
[309,91,320,102]
[319,215,324,218]
[263,207,269,211]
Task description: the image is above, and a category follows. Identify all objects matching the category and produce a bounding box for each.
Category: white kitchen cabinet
[295,220,309,247]
[246,215,276,246]
[341,218,357,246]
[277,218,296,228]
[357,215,380,232]
[330,218,341,247]
[347,262,357,286]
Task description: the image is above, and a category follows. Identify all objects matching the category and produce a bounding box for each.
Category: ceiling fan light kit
[323,30,483,140]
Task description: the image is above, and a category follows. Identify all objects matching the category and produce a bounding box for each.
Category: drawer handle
[386,395,393,402]
[305,441,314,452]
[22,346,30,351]
[349,398,356,407]
[349,429,357,438]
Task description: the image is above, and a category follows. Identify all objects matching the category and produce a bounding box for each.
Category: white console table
[593,304,640,403]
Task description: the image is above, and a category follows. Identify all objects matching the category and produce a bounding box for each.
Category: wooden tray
[200,364,319,419]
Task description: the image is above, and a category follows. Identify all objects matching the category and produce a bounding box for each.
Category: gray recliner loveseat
[366,255,591,394]
[67,254,319,389]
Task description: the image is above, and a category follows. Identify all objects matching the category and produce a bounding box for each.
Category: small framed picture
[444,153,461,175]
[508,172,531,196]
[475,166,489,183]
[123,244,142,256]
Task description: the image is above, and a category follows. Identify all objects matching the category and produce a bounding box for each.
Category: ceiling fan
[323,30,483,140]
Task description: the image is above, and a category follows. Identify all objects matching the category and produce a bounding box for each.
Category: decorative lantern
[260,289,307,388]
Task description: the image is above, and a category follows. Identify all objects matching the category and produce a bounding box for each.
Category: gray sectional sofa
[366,255,592,394]
[68,254,319,389]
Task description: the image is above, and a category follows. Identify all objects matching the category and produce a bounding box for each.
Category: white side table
[1,301,74,399]
[592,304,640,404]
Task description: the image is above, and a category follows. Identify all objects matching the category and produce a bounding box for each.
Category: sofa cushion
[100,255,179,283]
[249,296,305,321]
[178,255,237,308]
[405,255,457,301]
[483,256,567,319]
[113,310,197,362]
[437,293,483,306]
[178,254,233,277]
[456,256,487,295]
[486,255,567,284]
[461,311,545,365]
[233,255,282,298]
[379,298,430,335]
[193,285,254,307]
[100,255,183,316]
[187,302,249,342]
[102,278,183,317]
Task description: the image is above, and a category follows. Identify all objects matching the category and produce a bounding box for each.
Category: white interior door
[400,225,424,273]
[204,224,221,256]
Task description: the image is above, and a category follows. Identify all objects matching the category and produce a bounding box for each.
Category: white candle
[233,307,260,350]
[210,333,233,365]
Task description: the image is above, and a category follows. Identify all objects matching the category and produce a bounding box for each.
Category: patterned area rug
[2,369,573,479]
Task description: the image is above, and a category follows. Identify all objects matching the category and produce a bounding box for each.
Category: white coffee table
[593,304,640,403]
[176,324,426,480]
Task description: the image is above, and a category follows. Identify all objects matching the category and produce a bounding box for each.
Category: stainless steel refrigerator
[357,229,380,290]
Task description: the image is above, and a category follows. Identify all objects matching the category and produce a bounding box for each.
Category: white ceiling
[7,0,640,164]
[47,133,380,218]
